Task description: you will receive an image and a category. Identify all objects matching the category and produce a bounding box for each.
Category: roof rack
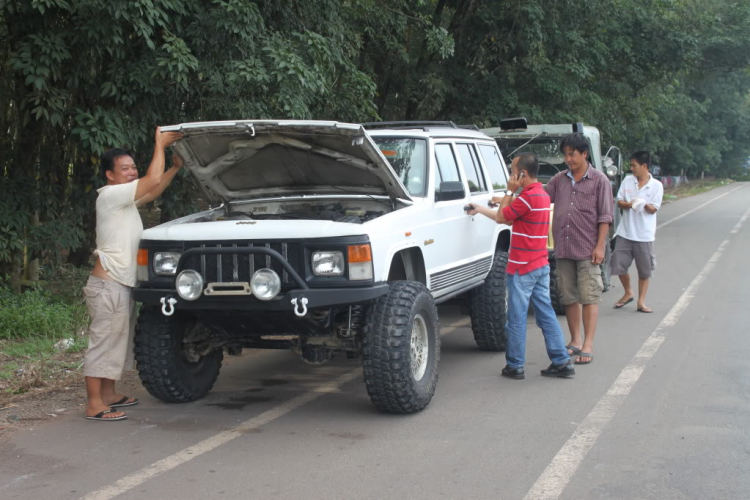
[457,124,481,131]
[361,121,459,131]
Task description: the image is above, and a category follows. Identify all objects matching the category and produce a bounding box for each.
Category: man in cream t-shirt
[610,151,663,314]
[83,127,183,421]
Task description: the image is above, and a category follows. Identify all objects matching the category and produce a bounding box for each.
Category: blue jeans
[505,266,570,369]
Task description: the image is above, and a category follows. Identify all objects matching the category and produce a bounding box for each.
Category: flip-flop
[86,410,127,421]
[636,307,653,313]
[575,352,593,364]
[614,297,633,309]
[109,397,139,408]
[566,345,582,356]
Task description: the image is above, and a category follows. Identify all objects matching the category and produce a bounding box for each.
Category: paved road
[2,183,749,500]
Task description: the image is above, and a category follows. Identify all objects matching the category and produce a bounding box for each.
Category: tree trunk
[24,212,41,282]
[10,250,22,294]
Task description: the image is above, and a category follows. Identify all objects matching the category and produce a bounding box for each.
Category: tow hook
[160,296,177,316]
[291,297,308,317]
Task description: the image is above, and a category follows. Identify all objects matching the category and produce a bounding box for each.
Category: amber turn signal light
[137,248,148,266]
[347,244,372,263]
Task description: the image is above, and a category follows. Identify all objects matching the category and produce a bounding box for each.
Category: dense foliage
[2,0,749,290]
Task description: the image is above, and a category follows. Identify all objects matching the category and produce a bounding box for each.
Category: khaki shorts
[83,276,136,380]
[610,237,656,279]
[554,258,603,306]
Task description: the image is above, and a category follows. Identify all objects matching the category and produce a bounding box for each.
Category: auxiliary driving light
[176,270,204,301]
[250,268,281,301]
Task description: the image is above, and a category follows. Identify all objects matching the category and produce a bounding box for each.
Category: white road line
[81,318,470,500]
[522,203,750,500]
[657,184,744,229]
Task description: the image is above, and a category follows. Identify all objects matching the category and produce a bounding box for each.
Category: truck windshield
[372,137,427,197]
[495,136,567,185]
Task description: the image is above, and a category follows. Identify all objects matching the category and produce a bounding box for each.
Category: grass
[662,178,734,201]
[0,266,91,398]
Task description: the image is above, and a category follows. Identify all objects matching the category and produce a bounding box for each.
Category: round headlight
[250,268,281,301]
[176,270,204,301]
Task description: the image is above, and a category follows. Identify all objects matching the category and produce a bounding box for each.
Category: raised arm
[134,127,183,201]
[136,154,184,207]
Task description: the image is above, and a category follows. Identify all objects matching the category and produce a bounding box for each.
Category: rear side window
[434,143,461,184]
[456,143,487,193]
[478,144,507,191]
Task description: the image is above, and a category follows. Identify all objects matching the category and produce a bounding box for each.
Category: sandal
[566,345,582,356]
[86,409,127,421]
[575,352,593,365]
[614,297,633,309]
[109,397,139,408]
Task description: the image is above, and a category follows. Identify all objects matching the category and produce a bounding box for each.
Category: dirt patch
[0,364,142,437]
[0,348,267,436]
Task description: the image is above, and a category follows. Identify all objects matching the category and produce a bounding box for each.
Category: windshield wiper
[507,132,545,158]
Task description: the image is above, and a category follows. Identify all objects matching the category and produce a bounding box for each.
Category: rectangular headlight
[153,252,181,276]
[312,251,345,276]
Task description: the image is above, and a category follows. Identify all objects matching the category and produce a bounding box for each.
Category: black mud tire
[601,237,612,293]
[362,281,440,414]
[548,254,566,315]
[134,307,223,403]
[469,250,508,351]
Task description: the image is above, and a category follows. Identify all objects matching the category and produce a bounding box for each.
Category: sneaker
[541,362,575,378]
[501,365,525,380]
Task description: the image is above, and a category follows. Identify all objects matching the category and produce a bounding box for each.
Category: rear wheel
[362,281,440,414]
[601,237,613,293]
[469,250,508,350]
[548,254,566,315]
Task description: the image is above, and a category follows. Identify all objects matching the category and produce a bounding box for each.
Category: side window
[456,143,487,193]
[434,143,461,184]
[478,144,508,191]
[434,143,464,201]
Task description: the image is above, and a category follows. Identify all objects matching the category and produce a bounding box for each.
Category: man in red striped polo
[467,153,573,379]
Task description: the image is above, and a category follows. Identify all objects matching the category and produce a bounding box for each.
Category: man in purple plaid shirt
[545,133,614,365]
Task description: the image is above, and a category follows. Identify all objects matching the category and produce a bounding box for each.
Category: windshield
[495,136,567,184]
[372,137,427,196]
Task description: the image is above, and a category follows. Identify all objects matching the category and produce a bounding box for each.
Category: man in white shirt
[610,151,664,313]
[83,127,182,421]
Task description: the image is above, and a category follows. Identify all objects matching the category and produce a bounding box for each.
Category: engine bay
[191,199,392,225]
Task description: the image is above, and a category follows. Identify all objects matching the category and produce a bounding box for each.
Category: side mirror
[435,181,465,202]
[603,157,618,178]
[603,146,622,179]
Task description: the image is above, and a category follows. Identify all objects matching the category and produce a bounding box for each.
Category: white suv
[133,120,513,413]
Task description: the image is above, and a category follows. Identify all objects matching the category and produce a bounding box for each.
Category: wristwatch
[504,189,514,197]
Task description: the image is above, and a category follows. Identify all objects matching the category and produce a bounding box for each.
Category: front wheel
[134,307,223,403]
[362,281,440,414]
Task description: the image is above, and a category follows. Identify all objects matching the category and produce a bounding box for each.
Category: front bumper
[133,283,390,312]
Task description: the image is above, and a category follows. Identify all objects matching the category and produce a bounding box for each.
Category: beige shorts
[554,258,603,306]
[83,276,136,380]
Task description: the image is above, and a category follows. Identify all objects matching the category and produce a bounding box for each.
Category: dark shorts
[610,237,656,279]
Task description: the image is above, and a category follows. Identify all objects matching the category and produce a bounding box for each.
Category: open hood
[162,120,412,204]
